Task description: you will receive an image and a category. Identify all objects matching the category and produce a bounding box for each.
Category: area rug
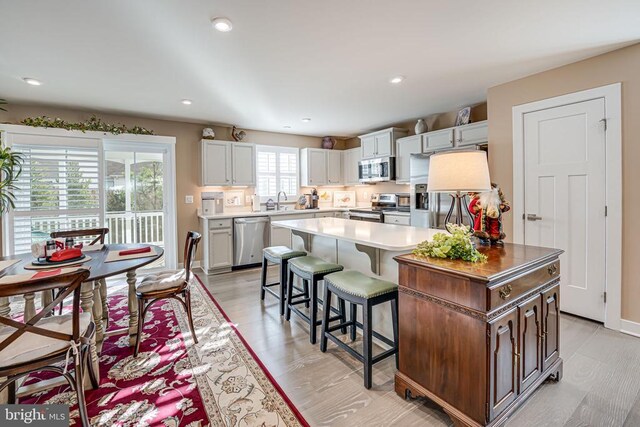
[20,274,309,427]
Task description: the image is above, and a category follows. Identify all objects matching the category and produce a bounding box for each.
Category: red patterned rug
[21,274,309,427]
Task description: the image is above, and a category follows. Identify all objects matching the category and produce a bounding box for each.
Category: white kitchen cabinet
[454,121,488,146]
[201,140,256,186]
[270,213,316,248]
[201,218,233,274]
[384,213,411,226]
[301,148,327,186]
[358,128,409,160]
[202,140,232,186]
[270,224,292,248]
[360,136,377,158]
[231,143,256,185]
[423,129,454,152]
[326,150,343,185]
[342,147,361,185]
[301,148,343,186]
[314,211,335,218]
[395,135,422,183]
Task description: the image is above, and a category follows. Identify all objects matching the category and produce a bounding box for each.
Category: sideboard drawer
[209,218,232,229]
[488,260,560,311]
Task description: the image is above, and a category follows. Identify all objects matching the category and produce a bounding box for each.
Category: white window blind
[256,145,299,201]
[10,140,102,254]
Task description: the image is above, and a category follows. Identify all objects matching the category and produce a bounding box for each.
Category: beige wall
[0,104,334,262]
[344,103,488,149]
[487,42,640,322]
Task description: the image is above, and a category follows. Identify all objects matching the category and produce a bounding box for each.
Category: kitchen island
[271,217,439,338]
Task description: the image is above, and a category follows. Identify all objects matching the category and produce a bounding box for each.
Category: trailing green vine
[413,224,487,263]
[20,115,154,135]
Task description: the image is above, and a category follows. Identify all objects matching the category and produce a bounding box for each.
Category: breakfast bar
[271,217,438,338]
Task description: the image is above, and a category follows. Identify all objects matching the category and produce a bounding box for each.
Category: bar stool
[261,246,307,316]
[320,270,399,389]
[286,256,346,344]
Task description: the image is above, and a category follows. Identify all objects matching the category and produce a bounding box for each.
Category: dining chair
[0,269,97,426]
[134,231,202,357]
[50,228,109,324]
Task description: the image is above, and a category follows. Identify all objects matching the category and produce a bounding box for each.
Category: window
[255,145,298,201]
[8,135,102,254]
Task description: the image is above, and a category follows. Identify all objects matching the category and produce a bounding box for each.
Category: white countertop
[198,207,347,220]
[271,217,440,251]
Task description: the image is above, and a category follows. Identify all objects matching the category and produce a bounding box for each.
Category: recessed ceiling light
[389,76,405,84]
[301,118,311,123]
[181,99,192,105]
[23,77,42,86]
[211,17,233,32]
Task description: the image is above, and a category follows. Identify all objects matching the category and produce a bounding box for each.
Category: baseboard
[620,319,640,338]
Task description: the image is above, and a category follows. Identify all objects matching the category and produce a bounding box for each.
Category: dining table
[0,243,164,394]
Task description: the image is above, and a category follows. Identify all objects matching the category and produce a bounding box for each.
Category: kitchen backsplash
[199,182,410,211]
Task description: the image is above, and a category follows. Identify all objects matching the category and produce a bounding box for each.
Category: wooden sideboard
[394,243,564,427]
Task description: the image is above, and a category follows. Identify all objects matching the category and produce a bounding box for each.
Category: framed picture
[455,107,471,126]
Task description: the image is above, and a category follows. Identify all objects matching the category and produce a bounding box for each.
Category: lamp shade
[427,150,491,192]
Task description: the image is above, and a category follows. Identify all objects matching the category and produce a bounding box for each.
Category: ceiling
[1,1,639,137]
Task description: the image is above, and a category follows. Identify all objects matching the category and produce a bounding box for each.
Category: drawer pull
[499,284,513,300]
[547,264,558,275]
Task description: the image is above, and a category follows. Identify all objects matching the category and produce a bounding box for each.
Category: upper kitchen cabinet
[395,135,422,183]
[358,128,408,160]
[202,140,232,186]
[301,148,342,186]
[326,150,343,185]
[201,140,256,186]
[342,147,361,185]
[231,143,256,185]
[422,128,454,152]
[454,120,488,146]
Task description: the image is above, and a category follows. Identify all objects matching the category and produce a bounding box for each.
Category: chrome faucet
[276,191,288,210]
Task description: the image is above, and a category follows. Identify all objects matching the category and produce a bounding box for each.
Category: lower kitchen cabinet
[384,213,410,225]
[201,218,233,275]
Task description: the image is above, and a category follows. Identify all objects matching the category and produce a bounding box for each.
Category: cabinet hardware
[547,264,558,275]
[499,284,513,300]
[526,214,543,221]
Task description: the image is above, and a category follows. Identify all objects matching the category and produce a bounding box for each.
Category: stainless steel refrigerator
[409,153,470,230]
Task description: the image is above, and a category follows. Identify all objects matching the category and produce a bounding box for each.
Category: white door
[308,150,327,185]
[523,98,606,321]
[396,135,422,183]
[361,136,376,159]
[104,142,177,269]
[209,228,233,268]
[327,150,342,184]
[232,144,255,186]
[203,141,231,186]
[375,133,392,156]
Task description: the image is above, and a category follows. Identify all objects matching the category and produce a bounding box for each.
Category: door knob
[526,214,543,221]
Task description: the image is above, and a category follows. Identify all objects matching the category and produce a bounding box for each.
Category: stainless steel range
[348,193,400,222]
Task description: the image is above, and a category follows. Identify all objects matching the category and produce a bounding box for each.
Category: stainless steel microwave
[358,157,395,183]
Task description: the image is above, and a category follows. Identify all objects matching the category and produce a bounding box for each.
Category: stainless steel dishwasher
[233,217,270,267]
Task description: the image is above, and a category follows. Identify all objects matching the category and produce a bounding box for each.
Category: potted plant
[0,145,23,215]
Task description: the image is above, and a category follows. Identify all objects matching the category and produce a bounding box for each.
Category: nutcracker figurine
[468,183,511,246]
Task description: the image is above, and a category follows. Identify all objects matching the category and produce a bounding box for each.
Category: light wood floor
[195,266,640,427]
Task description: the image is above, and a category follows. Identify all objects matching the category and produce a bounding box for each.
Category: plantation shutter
[9,134,102,254]
[255,145,298,201]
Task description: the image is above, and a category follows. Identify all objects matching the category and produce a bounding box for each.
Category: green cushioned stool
[261,246,307,316]
[286,256,346,344]
[320,270,399,389]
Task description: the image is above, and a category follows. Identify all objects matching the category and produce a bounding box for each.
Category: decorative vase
[322,136,336,149]
[415,119,427,135]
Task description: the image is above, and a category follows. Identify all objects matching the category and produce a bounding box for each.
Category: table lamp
[427,150,491,232]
